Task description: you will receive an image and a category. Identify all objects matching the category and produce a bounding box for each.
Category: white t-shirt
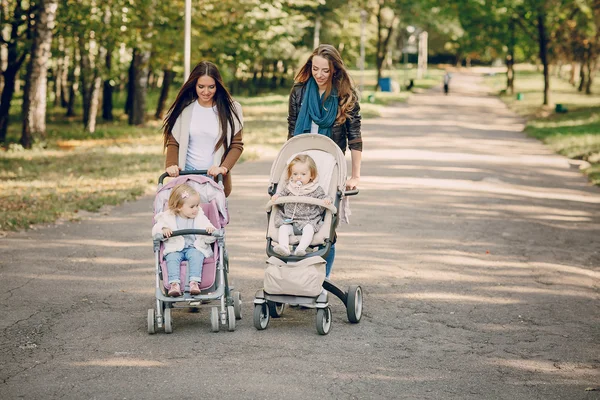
[186,102,220,170]
[310,121,319,134]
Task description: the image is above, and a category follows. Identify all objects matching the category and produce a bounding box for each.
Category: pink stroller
[147,171,242,334]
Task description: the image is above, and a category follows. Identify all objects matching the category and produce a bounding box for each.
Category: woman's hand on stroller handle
[166,165,180,177]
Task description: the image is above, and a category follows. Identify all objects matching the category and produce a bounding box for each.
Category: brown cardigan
[165,129,244,197]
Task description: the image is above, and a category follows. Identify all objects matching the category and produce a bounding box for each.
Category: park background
[1,0,599,231]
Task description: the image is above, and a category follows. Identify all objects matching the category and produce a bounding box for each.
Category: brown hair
[168,184,199,214]
[287,154,318,182]
[162,61,241,151]
[294,44,358,125]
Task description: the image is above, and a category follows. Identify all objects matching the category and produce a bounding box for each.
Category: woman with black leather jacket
[286,44,363,277]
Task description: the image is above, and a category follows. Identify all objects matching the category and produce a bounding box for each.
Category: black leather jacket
[287,82,362,153]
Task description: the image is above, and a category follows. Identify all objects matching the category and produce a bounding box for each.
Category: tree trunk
[0,68,19,143]
[79,36,92,128]
[270,60,278,90]
[54,36,65,107]
[578,59,586,92]
[536,11,550,106]
[129,48,151,125]
[0,43,27,143]
[21,0,59,149]
[86,76,102,133]
[124,50,135,115]
[569,62,577,86]
[60,51,70,107]
[155,69,173,119]
[585,53,594,94]
[375,3,396,91]
[102,50,114,120]
[506,20,515,94]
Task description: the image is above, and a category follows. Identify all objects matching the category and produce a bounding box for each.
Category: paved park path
[1,73,599,400]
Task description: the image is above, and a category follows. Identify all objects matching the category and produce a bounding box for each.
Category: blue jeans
[185,164,208,173]
[325,244,335,278]
[165,248,205,284]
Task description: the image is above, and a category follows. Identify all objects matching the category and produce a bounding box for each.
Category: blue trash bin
[379,77,392,92]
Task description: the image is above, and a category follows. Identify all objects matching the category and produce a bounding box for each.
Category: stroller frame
[147,171,242,334]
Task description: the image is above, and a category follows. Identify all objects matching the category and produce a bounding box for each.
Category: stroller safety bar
[266,197,337,213]
[158,170,224,186]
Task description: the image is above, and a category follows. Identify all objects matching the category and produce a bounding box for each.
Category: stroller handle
[158,170,224,186]
[343,189,359,196]
[153,228,224,241]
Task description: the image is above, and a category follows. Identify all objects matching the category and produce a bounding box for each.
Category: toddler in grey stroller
[253,135,363,335]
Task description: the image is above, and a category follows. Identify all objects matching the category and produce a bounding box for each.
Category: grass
[484,67,600,186]
[1,68,442,231]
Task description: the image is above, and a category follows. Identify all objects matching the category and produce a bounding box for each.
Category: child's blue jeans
[325,244,335,278]
[165,248,205,284]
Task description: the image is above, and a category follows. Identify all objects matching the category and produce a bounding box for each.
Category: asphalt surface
[1,74,599,400]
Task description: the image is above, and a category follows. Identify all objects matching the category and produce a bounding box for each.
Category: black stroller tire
[253,304,270,330]
[210,307,220,332]
[233,291,242,320]
[346,285,363,323]
[227,306,236,332]
[164,308,173,334]
[267,301,285,318]
[316,307,332,335]
[147,309,156,334]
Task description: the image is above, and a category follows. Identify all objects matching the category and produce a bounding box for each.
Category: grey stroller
[148,172,242,334]
[253,135,363,335]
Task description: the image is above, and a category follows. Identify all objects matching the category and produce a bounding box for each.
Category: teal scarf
[294,77,338,137]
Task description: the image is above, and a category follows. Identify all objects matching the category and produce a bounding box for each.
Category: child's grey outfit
[274,182,328,233]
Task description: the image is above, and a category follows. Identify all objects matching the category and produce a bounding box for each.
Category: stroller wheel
[210,307,220,332]
[316,307,332,335]
[267,301,285,318]
[147,309,156,334]
[233,291,242,320]
[346,285,363,323]
[227,306,236,332]
[253,304,270,330]
[164,308,173,334]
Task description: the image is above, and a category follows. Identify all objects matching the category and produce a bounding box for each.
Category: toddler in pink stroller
[147,171,241,334]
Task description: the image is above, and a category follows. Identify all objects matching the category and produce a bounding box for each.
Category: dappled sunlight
[7,272,146,282]
[482,286,597,300]
[489,358,598,378]
[332,371,437,382]
[421,254,600,279]
[372,292,519,304]
[69,257,153,265]
[388,165,485,173]
[359,175,600,204]
[55,239,147,247]
[71,358,164,367]
[365,149,569,169]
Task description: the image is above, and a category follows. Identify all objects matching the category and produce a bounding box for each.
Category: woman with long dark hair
[287,44,363,277]
[162,61,243,197]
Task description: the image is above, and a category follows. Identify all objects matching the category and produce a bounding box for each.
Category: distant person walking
[286,44,363,277]
[443,72,452,95]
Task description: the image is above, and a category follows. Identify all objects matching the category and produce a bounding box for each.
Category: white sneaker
[294,248,306,257]
[273,244,290,256]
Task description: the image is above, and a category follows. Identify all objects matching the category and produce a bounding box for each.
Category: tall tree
[21,0,59,148]
[0,0,32,143]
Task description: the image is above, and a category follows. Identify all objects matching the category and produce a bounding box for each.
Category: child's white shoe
[294,248,306,257]
[273,244,290,257]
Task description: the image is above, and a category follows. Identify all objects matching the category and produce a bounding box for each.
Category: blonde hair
[168,184,198,214]
[294,44,359,125]
[287,154,317,182]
